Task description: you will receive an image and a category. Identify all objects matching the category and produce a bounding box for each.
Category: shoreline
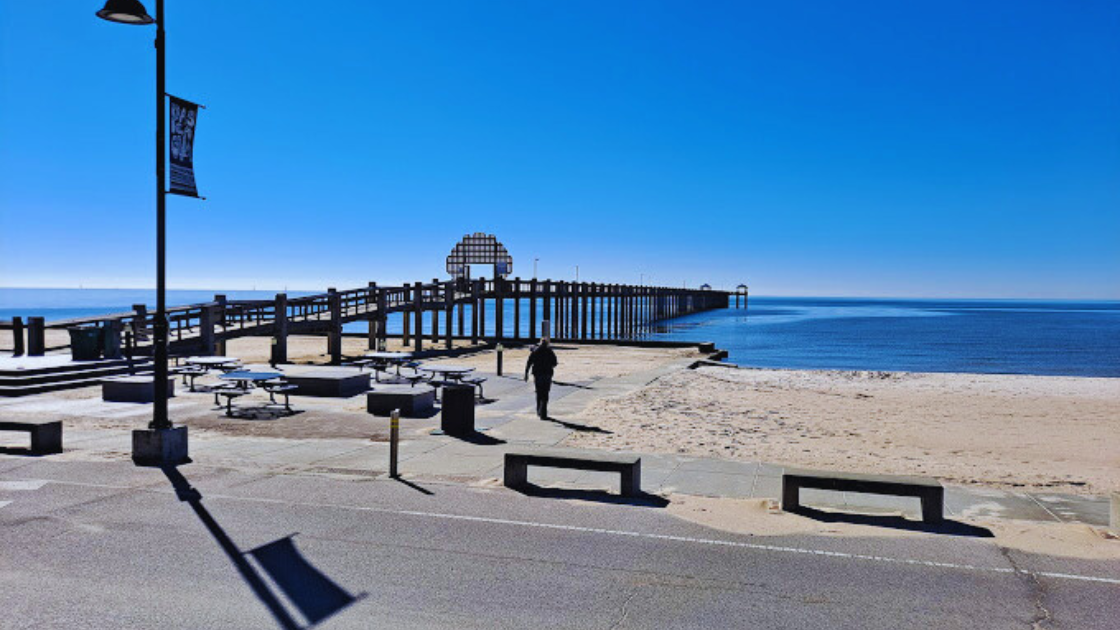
[707,359,1120,380]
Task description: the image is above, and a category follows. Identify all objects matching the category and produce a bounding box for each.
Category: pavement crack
[607,588,639,630]
[998,546,1053,629]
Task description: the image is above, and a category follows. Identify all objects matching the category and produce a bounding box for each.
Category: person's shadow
[161,466,363,628]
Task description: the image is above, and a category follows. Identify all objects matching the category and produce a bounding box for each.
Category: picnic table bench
[344,358,377,371]
[0,420,63,454]
[461,375,487,399]
[172,364,208,391]
[781,467,944,523]
[399,369,430,387]
[505,449,642,497]
[263,381,299,412]
[213,385,252,416]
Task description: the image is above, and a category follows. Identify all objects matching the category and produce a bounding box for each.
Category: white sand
[566,365,1120,495]
[422,342,702,381]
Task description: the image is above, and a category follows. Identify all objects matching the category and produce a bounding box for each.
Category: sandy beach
[564,362,1120,495]
[4,335,1117,496]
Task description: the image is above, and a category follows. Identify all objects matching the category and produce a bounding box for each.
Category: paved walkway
[1,356,1111,527]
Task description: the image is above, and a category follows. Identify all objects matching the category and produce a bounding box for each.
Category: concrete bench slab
[0,420,63,454]
[279,366,369,398]
[367,384,435,417]
[102,376,176,403]
[781,467,944,523]
[505,449,642,497]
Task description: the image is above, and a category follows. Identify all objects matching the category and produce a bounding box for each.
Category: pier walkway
[2,279,729,364]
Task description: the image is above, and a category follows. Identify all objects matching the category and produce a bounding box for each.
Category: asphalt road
[1,457,1116,629]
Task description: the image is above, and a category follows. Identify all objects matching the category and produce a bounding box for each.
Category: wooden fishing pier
[3,279,730,364]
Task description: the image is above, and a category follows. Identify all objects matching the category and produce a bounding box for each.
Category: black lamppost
[98,0,187,465]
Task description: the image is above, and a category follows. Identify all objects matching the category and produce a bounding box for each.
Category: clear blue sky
[1,1,1117,298]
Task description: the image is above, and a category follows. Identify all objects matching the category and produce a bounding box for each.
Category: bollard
[496,343,504,376]
[389,409,400,478]
[12,316,25,357]
[27,317,45,356]
[1111,493,1119,537]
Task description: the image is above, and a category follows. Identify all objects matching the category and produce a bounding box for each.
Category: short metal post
[389,409,400,478]
[26,317,45,356]
[1110,493,1120,537]
[496,343,504,376]
[11,316,24,356]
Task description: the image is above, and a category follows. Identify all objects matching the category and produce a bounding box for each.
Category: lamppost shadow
[161,466,363,628]
[391,475,435,496]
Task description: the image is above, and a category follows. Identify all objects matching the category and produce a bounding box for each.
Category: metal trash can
[441,384,476,436]
[102,321,123,359]
[69,327,104,361]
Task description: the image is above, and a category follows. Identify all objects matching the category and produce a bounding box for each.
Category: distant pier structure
[735,284,748,308]
[2,235,730,365]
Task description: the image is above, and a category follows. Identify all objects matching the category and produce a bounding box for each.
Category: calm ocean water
[647,297,1120,377]
[3,289,1118,377]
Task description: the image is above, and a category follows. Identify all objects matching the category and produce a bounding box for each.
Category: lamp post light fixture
[97,0,188,466]
[533,258,539,279]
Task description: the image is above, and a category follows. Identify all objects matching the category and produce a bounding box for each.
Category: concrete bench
[0,420,63,454]
[781,468,944,524]
[367,384,435,417]
[102,376,176,403]
[505,449,642,497]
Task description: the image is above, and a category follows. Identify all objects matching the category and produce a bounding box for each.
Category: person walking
[524,338,558,419]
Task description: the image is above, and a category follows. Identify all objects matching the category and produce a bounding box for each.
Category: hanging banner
[168,95,201,197]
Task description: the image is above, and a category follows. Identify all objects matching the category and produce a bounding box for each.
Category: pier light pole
[534,258,539,279]
[98,0,188,466]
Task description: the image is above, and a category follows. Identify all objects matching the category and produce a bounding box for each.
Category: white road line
[0,501,11,509]
[193,492,1120,586]
[25,477,1120,586]
[0,480,49,491]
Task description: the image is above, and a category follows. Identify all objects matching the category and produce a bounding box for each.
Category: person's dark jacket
[525,344,558,378]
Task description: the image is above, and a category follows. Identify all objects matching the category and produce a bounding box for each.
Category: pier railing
[3,278,730,362]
